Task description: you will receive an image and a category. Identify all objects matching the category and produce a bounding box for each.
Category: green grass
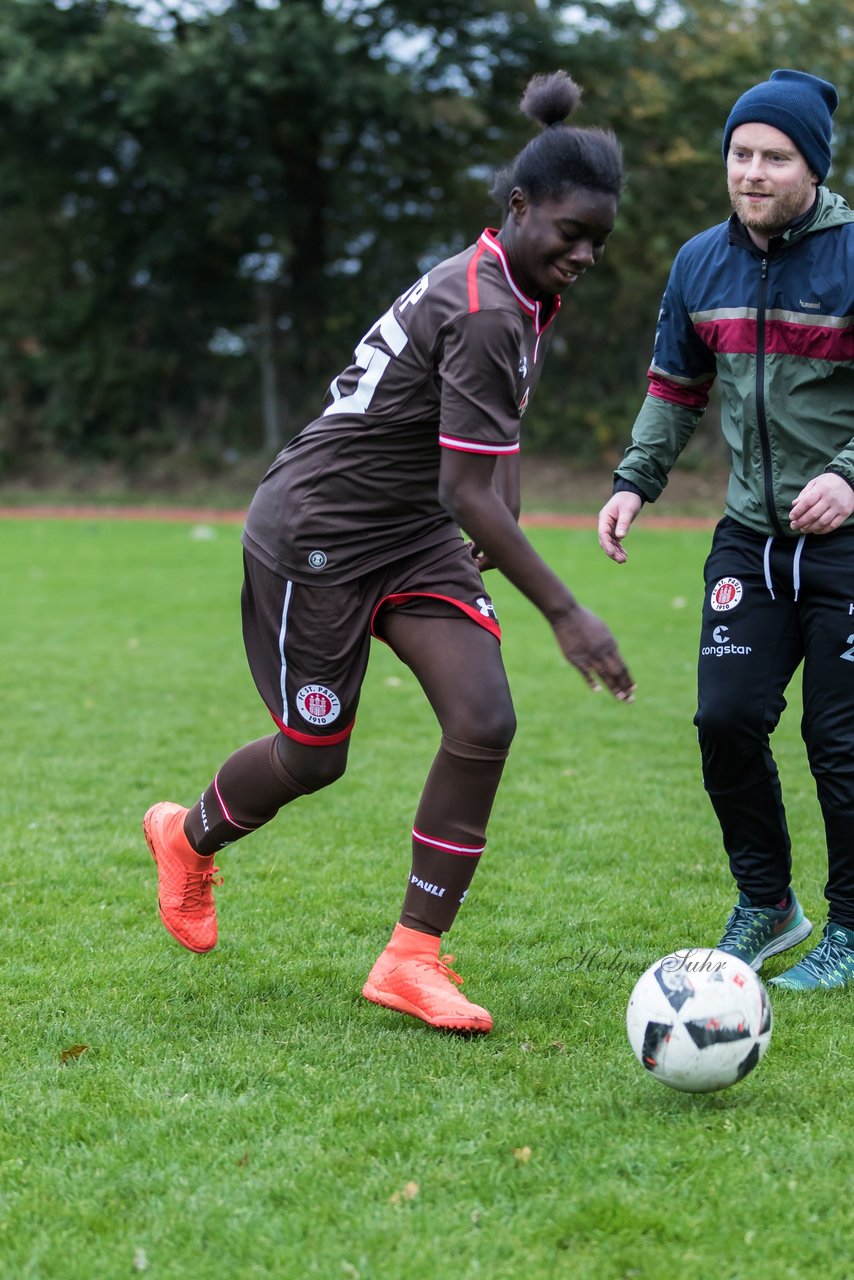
[2,515,851,1280]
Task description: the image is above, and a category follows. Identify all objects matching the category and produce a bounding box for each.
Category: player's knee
[695,701,762,748]
[274,734,350,793]
[695,704,726,746]
[446,700,516,754]
[695,707,773,796]
[489,704,517,752]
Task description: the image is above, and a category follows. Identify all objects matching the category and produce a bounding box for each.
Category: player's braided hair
[490,70,624,210]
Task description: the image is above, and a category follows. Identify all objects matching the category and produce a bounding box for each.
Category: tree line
[0,0,851,479]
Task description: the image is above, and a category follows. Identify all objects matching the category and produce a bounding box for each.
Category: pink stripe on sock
[213,773,254,832]
[412,826,485,856]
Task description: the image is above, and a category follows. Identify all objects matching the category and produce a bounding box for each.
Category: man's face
[727,122,817,243]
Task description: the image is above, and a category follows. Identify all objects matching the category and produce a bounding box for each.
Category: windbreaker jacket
[615,187,854,536]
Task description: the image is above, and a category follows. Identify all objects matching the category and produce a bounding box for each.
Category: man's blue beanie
[722,68,838,182]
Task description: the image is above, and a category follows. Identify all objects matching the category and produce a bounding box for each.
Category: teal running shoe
[716,891,812,971]
[769,923,854,991]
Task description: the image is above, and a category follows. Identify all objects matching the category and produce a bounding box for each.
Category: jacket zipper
[755,255,784,536]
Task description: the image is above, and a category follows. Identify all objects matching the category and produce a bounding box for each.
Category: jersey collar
[479,229,561,332]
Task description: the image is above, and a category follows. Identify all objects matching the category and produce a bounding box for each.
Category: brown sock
[183,735,310,855]
[400,735,508,935]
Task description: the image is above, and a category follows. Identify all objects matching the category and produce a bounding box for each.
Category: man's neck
[745,226,769,251]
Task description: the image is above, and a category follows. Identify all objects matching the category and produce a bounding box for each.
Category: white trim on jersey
[479,229,561,364]
[479,230,537,316]
[277,578,294,727]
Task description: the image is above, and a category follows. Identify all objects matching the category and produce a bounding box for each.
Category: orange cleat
[143,802,222,954]
[362,923,493,1033]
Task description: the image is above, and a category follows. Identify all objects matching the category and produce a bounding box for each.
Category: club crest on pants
[296,684,341,725]
[710,577,743,612]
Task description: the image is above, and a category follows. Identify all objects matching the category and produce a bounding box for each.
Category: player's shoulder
[675,218,731,262]
[425,232,525,322]
[668,219,734,292]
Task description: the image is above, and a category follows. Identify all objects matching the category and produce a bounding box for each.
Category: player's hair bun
[489,68,623,209]
[519,71,583,128]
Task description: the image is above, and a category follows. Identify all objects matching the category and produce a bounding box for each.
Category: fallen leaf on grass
[512,1146,532,1164]
[389,1180,419,1204]
[59,1044,89,1065]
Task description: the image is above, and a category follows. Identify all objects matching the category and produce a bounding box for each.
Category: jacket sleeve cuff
[612,476,653,504]
[825,466,854,494]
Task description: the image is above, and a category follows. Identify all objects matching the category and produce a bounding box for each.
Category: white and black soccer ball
[626,948,772,1093]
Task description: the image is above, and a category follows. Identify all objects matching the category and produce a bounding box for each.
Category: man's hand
[552,606,635,702]
[598,492,643,562]
[789,473,854,534]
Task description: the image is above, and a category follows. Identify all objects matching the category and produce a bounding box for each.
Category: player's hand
[598,492,643,562]
[789,473,854,534]
[552,606,635,702]
[465,540,498,572]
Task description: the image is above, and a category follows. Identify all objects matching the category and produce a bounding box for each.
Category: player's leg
[772,529,854,989]
[182,732,350,855]
[694,519,811,966]
[362,609,515,1031]
[144,733,349,953]
[388,610,515,935]
[145,554,363,953]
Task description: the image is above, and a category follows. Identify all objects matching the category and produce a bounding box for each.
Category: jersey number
[841,635,854,663]
[323,275,429,417]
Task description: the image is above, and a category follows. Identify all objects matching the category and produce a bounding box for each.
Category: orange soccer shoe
[143,802,222,954]
[362,923,493,1034]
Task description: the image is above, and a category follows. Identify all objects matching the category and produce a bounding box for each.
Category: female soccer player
[144,70,634,1034]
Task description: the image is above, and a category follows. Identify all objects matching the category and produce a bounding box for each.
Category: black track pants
[694,516,854,926]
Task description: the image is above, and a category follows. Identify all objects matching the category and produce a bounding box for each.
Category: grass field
[2,515,852,1280]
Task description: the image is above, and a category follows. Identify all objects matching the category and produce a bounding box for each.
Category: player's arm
[439,448,634,702]
[470,454,521,571]
[491,453,521,520]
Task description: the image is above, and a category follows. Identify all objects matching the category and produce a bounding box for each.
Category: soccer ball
[626,948,772,1093]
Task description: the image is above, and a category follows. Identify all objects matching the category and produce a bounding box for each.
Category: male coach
[598,69,854,990]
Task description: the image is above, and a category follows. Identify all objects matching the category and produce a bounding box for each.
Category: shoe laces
[438,954,463,987]
[793,931,854,982]
[180,864,223,910]
[719,902,769,948]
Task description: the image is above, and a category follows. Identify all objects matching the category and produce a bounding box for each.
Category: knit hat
[722,68,838,181]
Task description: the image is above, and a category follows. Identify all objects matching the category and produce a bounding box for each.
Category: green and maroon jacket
[615,187,854,537]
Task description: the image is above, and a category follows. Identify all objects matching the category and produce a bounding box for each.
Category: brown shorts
[241,539,501,745]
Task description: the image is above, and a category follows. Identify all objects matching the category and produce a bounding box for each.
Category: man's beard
[728,173,815,237]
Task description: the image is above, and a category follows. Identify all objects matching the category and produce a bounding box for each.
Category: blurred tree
[0,0,565,468]
[542,0,854,463]
[0,0,850,476]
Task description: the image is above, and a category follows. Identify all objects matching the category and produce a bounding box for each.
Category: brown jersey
[242,229,561,584]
